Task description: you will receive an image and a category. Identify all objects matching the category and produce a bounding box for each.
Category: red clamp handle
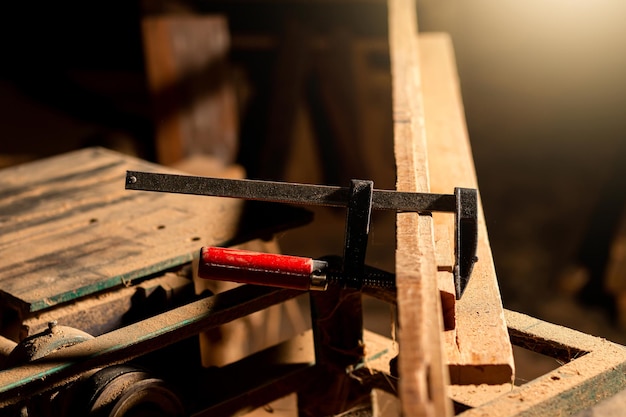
[198,247,328,291]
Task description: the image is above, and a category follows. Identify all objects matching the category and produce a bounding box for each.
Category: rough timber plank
[0,147,242,314]
[458,311,626,416]
[419,33,515,384]
[388,0,452,416]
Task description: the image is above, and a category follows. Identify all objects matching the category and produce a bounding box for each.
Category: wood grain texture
[458,311,626,416]
[0,147,242,314]
[418,33,515,384]
[388,0,452,415]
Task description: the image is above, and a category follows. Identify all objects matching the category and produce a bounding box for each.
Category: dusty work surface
[0,147,242,314]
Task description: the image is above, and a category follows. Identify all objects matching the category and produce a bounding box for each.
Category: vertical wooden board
[142,16,239,166]
[418,33,515,384]
[388,0,452,415]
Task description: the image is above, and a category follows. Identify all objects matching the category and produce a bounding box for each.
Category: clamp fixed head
[126,171,478,299]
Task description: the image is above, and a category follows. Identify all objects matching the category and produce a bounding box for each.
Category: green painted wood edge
[27,254,193,313]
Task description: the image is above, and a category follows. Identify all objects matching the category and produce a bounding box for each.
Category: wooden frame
[456,310,626,416]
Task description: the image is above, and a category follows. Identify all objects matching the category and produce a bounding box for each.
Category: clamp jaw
[126,172,478,299]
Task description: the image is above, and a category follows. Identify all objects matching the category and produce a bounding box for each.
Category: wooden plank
[418,33,515,384]
[388,0,452,416]
[434,223,456,330]
[20,272,191,339]
[142,16,239,166]
[457,310,626,416]
[0,147,242,314]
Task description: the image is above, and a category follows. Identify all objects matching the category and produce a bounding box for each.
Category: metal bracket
[342,180,374,290]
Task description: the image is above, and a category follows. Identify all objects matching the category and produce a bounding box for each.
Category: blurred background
[0,0,625,350]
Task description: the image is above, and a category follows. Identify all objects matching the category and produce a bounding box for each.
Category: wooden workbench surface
[0,147,242,314]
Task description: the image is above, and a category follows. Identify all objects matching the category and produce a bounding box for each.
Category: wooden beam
[142,16,239,166]
[418,33,515,384]
[458,311,626,416]
[388,0,452,415]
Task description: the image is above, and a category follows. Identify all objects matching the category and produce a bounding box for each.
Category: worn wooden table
[0,147,242,336]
